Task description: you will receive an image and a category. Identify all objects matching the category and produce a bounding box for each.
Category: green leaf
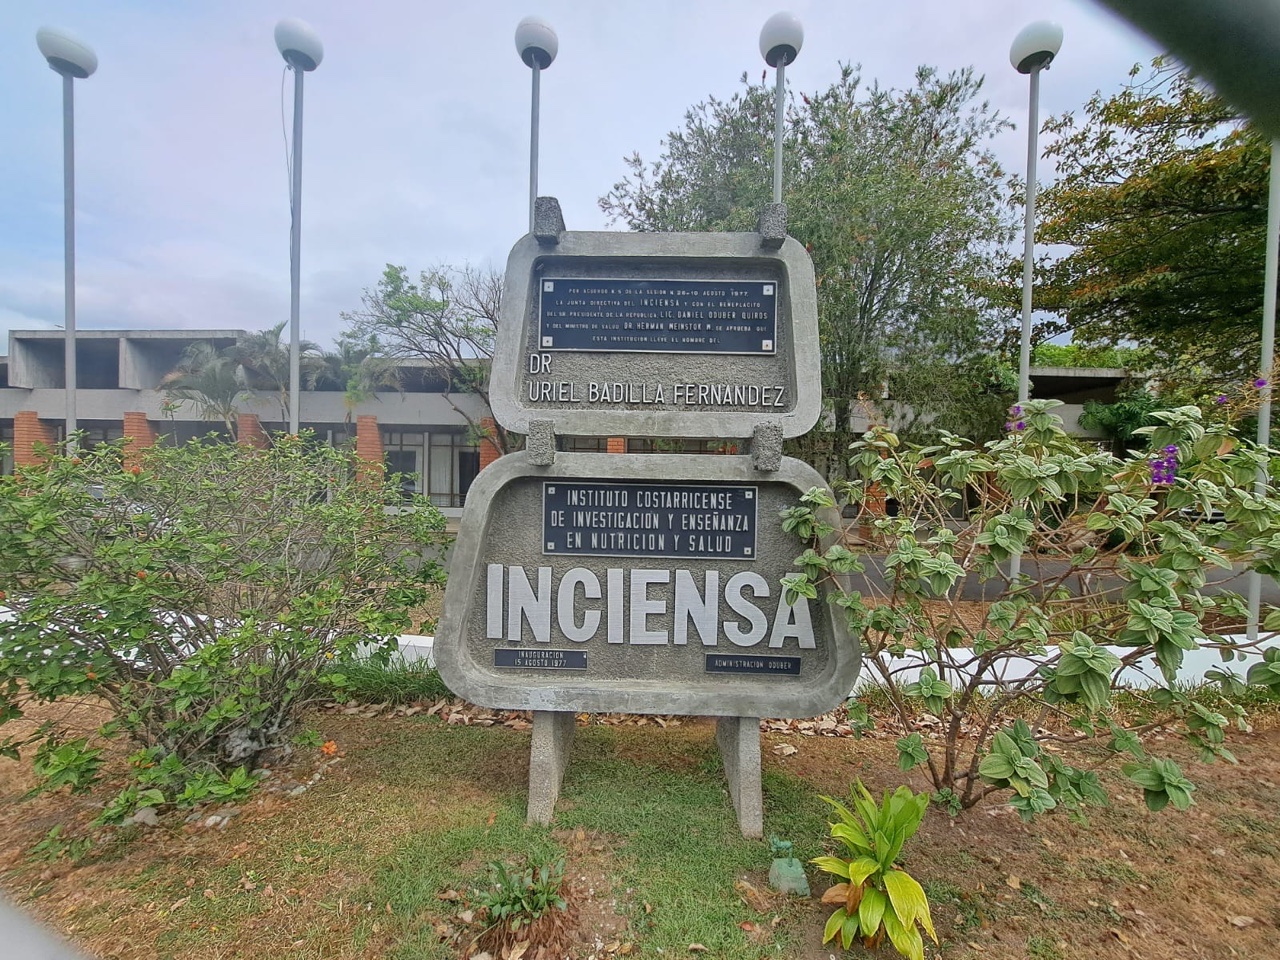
[858,885,887,938]
[978,753,1016,781]
[881,905,926,960]
[822,907,847,946]
[811,856,851,879]
[883,869,933,938]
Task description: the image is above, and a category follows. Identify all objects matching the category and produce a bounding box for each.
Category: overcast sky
[0,1,1159,350]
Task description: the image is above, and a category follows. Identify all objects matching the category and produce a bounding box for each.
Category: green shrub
[0,432,448,808]
[784,400,1280,818]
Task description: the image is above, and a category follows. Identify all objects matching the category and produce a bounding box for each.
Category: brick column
[121,412,158,470]
[237,414,269,449]
[479,417,502,470]
[606,437,626,454]
[13,411,57,467]
[355,415,385,482]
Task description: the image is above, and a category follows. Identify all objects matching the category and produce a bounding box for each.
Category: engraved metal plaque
[538,278,777,354]
[494,648,588,670]
[705,653,802,676]
[542,480,757,560]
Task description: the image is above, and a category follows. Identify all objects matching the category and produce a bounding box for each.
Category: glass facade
[382,429,479,508]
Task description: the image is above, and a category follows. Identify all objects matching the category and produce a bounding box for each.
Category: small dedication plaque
[705,654,802,676]
[543,480,757,559]
[539,278,777,354]
[494,648,588,670]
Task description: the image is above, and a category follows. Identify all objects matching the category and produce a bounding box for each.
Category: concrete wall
[0,387,489,429]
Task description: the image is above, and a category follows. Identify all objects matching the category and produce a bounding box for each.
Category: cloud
[0,0,1160,351]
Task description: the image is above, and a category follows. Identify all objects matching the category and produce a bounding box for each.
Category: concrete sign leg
[751,421,784,472]
[527,709,575,826]
[716,716,764,838]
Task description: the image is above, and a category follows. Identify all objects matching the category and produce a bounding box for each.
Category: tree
[159,341,246,438]
[306,331,403,435]
[341,264,513,453]
[1036,59,1271,386]
[600,65,1018,472]
[231,319,323,427]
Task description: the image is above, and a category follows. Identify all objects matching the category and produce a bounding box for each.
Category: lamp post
[1247,138,1280,641]
[759,12,804,204]
[515,17,558,232]
[36,26,97,450]
[1009,20,1062,583]
[1010,21,1063,407]
[274,18,323,437]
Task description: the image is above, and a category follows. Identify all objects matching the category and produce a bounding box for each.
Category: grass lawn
[3,697,1280,960]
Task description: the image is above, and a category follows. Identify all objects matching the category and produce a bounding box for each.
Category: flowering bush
[783,400,1280,817]
[0,433,447,804]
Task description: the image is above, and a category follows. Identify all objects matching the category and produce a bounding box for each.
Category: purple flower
[1164,444,1178,455]
[1009,405,1023,417]
[1015,421,1026,431]
[1255,378,1269,389]
[1151,452,1177,485]
[1215,395,1229,405]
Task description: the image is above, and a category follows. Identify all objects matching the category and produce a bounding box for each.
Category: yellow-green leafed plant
[813,781,937,960]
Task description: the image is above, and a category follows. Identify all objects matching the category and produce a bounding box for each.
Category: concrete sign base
[524,712,765,837]
[527,710,575,826]
[717,716,764,838]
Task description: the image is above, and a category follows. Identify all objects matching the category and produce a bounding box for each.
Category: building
[1,328,1129,514]
[0,329,491,521]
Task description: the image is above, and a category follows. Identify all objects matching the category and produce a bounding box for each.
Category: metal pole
[529,62,540,232]
[1246,137,1280,641]
[772,59,787,204]
[288,66,304,436]
[62,74,77,449]
[1010,67,1041,584]
[1017,66,1041,405]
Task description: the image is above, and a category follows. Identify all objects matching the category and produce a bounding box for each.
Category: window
[428,432,479,508]
[382,430,425,499]
[626,438,741,455]
[79,423,124,452]
[0,422,12,475]
[560,437,610,452]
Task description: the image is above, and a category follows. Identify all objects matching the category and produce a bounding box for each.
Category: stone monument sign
[489,227,822,440]
[435,199,859,836]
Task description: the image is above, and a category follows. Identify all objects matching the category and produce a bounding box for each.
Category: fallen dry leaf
[773,744,798,756]
[1229,916,1256,928]
[734,878,773,913]
[1005,874,1021,890]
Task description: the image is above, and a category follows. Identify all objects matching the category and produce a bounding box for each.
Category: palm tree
[230,321,322,427]
[159,341,247,438]
[307,333,402,435]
